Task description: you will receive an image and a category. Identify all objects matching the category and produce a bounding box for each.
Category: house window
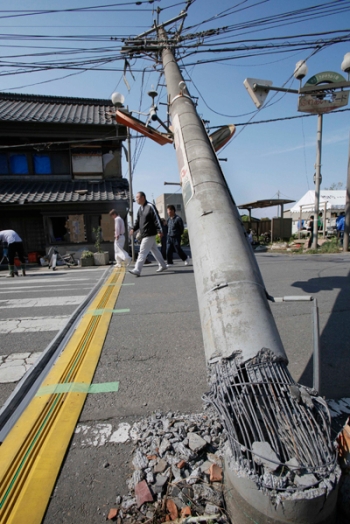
[46,215,86,243]
[0,154,9,174]
[34,154,51,174]
[33,151,70,175]
[66,215,86,242]
[9,153,29,174]
[51,152,70,174]
[71,146,103,177]
[176,204,182,210]
[0,150,70,176]
[89,214,115,242]
[47,217,70,243]
[100,214,115,241]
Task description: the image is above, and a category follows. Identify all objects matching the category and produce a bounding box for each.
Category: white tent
[289,190,346,213]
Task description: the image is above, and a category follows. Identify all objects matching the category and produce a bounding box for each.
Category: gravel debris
[112,409,230,523]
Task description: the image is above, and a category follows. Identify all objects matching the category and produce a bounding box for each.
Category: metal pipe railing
[267,295,320,392]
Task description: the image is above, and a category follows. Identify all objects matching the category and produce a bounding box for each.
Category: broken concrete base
[224,449,341,524]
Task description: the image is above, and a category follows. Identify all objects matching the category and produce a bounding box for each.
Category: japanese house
[0,92,129,260]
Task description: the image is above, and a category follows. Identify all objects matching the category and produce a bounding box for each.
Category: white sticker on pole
[172,114,194,206]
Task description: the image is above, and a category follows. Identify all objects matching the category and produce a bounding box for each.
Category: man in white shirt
[0,229,26,277]
[109,210,131,267]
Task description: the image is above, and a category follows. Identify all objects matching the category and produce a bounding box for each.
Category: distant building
[155,193,186,224]
[284,190,346,234]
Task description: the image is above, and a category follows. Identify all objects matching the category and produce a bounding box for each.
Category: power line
[0,1,348,103]
[0,133,137,150]
[0,2,161,20]
[232,108,350,128]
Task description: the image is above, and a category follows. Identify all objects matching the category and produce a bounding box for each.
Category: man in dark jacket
[307,215,314,249]
[129,192,167,277]
[166,205,190,266]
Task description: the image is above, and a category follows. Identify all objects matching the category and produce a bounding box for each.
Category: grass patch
[307,238,340,254]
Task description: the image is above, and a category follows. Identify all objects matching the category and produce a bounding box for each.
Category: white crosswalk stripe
[0,280,93,291]
[0,268,106,390]
[0,287,91,294]
[0,296,86,308]
[0,316,71,333]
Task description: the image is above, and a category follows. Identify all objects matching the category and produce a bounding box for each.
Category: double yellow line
[0,268,125,524]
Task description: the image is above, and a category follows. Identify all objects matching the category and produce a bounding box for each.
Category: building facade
[0,92,129,260]
[155,193,186,224]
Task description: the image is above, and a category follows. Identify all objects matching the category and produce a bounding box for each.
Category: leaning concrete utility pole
[123,17,340,523]
[158,26,286,366]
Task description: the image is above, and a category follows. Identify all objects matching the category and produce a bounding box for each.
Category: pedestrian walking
[166,205,190,266]
[336,212,345,246]
[160,218,168,260]
[128,192,167,277]
[0,229,26,277]
[247,229,253,244]
[109,209,131,267]
[307,215,314,248]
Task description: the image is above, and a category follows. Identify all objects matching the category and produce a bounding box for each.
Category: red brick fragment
[337,422,350,470]
[135,480,154,508]
[209,463,223,482]
[181,506,192,517]
[147,454,157,460]
[107,508,118,520]
[166,499,178,521]
[176,459,186,469]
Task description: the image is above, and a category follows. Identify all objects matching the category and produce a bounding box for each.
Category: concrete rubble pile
[110,410,230,523]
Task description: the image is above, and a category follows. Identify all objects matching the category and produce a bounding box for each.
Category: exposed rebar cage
[205,349,337,493]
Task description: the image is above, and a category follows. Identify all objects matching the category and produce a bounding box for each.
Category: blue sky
[1,0,349,218]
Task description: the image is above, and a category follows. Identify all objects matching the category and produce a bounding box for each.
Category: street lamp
[293,60,308,85]
[111,92,125,108]
[111,91,135,262]
[244,56,350,250]
[341,52,350,80]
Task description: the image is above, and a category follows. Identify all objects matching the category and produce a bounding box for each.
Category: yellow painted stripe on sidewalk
[0,268,125,524]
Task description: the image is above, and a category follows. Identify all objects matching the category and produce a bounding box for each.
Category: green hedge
[156,228,189,246]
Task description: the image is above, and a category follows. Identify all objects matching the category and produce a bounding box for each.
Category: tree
[324,182,344,190]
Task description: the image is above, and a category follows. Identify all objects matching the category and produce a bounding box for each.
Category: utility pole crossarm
[123,12,187,42]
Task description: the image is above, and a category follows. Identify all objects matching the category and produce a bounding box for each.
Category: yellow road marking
[0,268,125,524]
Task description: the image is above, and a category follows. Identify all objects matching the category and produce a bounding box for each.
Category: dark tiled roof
[0,92,116,126]
[0,179,129,205]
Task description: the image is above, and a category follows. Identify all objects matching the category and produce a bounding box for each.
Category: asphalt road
[257,252,350,399]
[1,253,349,523]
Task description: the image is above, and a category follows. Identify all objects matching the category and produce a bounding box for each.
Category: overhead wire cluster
[0,1,349,80]
[0,0,349,172]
